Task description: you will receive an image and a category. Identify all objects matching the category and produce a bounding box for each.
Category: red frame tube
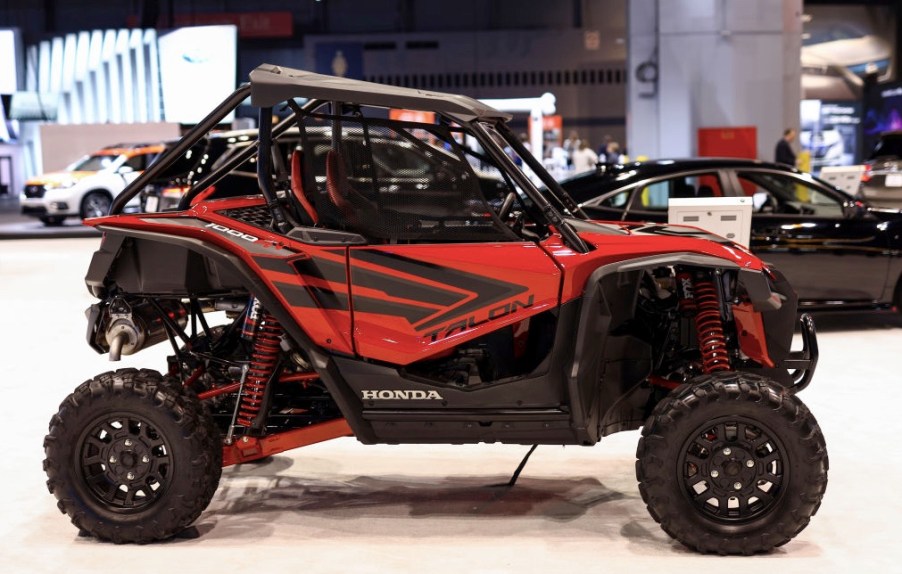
[222,418,353,466]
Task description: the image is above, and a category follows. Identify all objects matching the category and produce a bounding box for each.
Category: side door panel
[349,243,561,366]
[584,170,729,224]
[736,170,889,302]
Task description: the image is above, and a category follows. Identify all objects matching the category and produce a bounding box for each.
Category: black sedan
[559,158,902,311]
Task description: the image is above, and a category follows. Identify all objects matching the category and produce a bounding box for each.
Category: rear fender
[85,224,377,442]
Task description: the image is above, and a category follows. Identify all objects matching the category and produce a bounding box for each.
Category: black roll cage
[110,78,590,253]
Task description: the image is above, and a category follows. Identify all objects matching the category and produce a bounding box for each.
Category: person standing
[563,131,580,167]
[605,141,623,164]
[597,134,613,157]
[571,140,599,173]
[775,128,797,167]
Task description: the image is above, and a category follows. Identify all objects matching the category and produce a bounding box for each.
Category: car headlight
[44,179,77,189]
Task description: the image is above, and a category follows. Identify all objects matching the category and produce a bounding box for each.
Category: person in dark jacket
[775,128,797,167]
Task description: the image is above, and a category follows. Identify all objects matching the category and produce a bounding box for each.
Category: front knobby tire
[43,369,222,543]
[636,372,828,555]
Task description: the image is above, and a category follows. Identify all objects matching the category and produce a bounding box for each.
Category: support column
[627,0,802,161]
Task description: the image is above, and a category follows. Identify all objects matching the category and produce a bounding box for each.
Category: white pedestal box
[668,196,753,247]
[818,165,865,196]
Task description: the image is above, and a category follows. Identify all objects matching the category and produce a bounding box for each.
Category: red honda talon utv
[43,64,826,554]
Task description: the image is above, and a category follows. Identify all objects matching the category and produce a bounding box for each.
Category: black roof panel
[249,64,511,122]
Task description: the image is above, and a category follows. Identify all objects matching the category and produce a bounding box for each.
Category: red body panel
[89,197,356,356]
[732,303,775,368]
[88,199,761,366]
[547,223,764,304]
[348,243,561,364]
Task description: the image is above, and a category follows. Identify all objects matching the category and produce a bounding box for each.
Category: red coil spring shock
[678,272,731,373]
[236,312,283,427]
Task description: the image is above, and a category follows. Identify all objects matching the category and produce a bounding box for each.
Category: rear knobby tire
[43,368,222,543]
[636,372,828,555]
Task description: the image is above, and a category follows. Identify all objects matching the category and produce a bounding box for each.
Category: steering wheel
[497,191,517,221]
[756,192,779,214]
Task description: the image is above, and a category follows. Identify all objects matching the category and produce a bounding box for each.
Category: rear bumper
[860,179,902,208]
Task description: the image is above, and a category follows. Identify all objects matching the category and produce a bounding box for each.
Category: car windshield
[146,140,212,183]
[802,24,866,46]
[69,154,119,172]
[870,135,902,160]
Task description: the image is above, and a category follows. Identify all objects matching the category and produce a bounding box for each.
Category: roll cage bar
[110,67,590,253]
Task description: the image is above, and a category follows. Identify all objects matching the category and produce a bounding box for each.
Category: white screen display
[0,29,21,94]
[158,25,237,124]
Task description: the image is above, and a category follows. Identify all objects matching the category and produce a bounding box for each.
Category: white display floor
[2,238,900,572]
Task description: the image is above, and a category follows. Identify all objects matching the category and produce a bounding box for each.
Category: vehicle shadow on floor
[804,310,902,332]
[187,459,686,552]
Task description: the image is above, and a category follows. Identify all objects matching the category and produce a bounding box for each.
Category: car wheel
[80,191,112,219]
[636,372,828,555]
[39,215,66,226]
[43,369,222,543]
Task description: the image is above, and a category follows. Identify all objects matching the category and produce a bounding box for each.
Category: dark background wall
[1,0,898,155]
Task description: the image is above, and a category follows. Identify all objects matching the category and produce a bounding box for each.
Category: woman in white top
[571,140,599,174]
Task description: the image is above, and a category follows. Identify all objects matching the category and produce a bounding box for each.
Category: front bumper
[21,205,48,216]
[20,195,76,216]
[783,313,818,394]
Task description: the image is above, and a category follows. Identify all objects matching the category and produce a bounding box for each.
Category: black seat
[672,180,696,199]
[290,149,319,226]
[697,184,715,198]
[325,149,382,236]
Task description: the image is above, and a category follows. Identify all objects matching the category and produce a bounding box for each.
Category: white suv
[20,143,165,225]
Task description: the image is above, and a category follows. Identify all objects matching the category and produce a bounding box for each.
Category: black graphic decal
[351,250,529,331]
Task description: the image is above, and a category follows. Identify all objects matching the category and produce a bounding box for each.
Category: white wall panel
[102,29,120,122]
[25,45,38,91]
[88,30,105,123]
[0,29,23,94]
[144,30,161,122]
[116,29,133,122]
[75,31,92,123]
[62,34,79,123]
[130,30,147,122]
[39,122,179,172]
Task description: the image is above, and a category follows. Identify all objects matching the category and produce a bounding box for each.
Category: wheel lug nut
[109,455,117,464]
[142,455,150,464]
[746,459,755,468]
[710,470,719,478]
[126,472,135,480]
[734,482,742,490]
[124,439,133,447]
[723,448,731,456]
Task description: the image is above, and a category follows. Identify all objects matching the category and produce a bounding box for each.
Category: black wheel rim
[77,413,173,512]
[83,194,111,218]
[678,416,786,523]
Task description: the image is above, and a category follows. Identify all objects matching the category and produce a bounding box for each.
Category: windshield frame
[471,119,589,252]
[487,121,588,220]
[68,153,123,172]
